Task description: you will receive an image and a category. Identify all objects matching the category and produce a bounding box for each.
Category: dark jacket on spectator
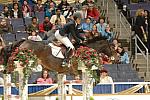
[10,9,23,18]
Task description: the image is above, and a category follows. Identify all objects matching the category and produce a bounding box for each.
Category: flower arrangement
[6,47,38,86]
[74,46,100,67]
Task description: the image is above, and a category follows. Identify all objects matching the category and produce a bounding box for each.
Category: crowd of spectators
[0,0,131,84]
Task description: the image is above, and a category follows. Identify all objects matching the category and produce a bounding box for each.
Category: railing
[1,82,150,95]
[134,34,149,75]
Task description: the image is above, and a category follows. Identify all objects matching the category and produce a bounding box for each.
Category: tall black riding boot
[62,47,71,67]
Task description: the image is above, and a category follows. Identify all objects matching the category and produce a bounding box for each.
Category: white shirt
[28,35,42,41]
[99,76,113,83]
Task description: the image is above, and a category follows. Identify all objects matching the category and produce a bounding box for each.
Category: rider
[55,15,84,66]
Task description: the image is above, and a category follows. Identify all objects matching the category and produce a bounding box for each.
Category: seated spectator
[44,0,56,11]
[36,69,53,84]
[28,30,42,41]
[57,0,70,13]
[99,53,112,64]
[96,17,107,36]
[117,47,129,64]
[50,9,66,26]
[45,2,56,18]
[63,6,74,19]
[33,0,44,12]
[103,24,114,42]
[87,4,99,20]
[0,37,5,65]
[10,3,23,18]
[1,5,10,19]
[22,0,31,18]
[71,0,82,11]
[39,16,53,39]
[81,17,93,39]
[27,17,39,34]
[91,24,100,38]
[112,39,119,51]
[78,5,88,20]
[0,77,4,85]
[0,19,12,34]
[99,69,113,83]
[82,0,94,6]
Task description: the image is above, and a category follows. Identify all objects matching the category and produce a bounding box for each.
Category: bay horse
[0,38,117,75]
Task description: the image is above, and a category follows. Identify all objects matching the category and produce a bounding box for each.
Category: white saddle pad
[48,43,64,59]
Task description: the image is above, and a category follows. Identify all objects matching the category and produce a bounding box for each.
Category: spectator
[103,24,114,42]
[27,17,39,34]
[28,30,42,41]
[91,24,100,38]
[22,0,31,18]
[1,5,10,19]
[57,0,70,13]
[50,9,66,26]
[117,47,129,64]
[82,0,94,6]
[39,16,53,39]
[99,69,113,83]
[36,69,53,84]
[112,39,120,51]
[63,6,74,19]
[87,4,100,21]
[45,2,56,18]
[0,19,12,34]
[10,3,23,18]
[44,0,56,11]
[0,37,5,65]
[78,5,88,19]
[144,10,150,52]
[81,17,93,39]
[135,9,146,42]
[71,0,82,11]
[96,17,107,37]
[33,0,44,12]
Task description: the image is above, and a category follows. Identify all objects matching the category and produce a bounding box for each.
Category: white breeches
[55,30,74,49]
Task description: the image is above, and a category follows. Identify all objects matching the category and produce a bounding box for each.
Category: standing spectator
[45,2,56,18]
[0,19,12,34]
[10,3,23,18]
[99,69,113,83]
[39,16,53,39]
[28,30,42,41]
[135,9,146,42]
[87,4,100,21]
[36,69,53,84]
[33,0,44,12]
[117,47,129,64]
[27,17,39,34]
[1,5,10,19]
[71,0,82,11]
[50,9,66,26]
[22,0,31,18]
[144,10,150,52]
[57,0,70,13]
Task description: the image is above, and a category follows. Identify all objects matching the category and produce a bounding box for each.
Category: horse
[0,38,117,75]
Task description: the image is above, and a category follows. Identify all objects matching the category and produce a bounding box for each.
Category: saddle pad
[48,43,64,59]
